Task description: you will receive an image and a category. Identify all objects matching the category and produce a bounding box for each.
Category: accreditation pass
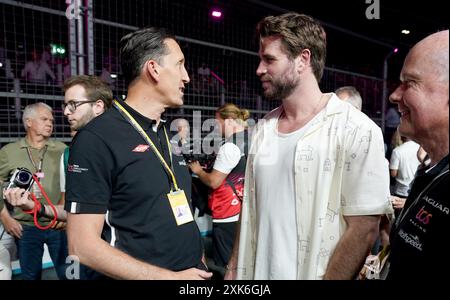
[168,190,194,226]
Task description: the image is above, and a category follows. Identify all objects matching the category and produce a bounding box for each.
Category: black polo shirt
[387,155,449,280]
[64,99,203,273]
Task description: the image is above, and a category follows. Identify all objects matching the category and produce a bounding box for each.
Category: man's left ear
[93,100,105,116]
[146,60,161,82]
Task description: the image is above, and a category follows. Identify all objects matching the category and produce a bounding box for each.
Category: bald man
[387,30,449,279]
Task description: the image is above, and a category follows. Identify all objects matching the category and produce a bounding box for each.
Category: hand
[51,221,67,230]
[188,161,203,174]
[0,212,23,239]
[391,196,406,209]
[173,267,213,280]
[4,187,34,211]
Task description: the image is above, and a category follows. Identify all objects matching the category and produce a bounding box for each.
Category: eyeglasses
[62,100,97,113]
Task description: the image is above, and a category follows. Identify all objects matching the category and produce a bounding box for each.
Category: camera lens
[18,171,31,183]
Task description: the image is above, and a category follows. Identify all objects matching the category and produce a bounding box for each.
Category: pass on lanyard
[167,190,194,226]
[113,100,194,225]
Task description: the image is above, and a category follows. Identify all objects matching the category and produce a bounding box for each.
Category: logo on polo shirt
[398,229,423,251]
[132,144,150,152]
[67,164,88,173]
[423,196,449,215]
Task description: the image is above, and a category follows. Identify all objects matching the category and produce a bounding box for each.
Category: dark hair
[120,27,175,86]
[256,12,327,82]
[63,75,113,109]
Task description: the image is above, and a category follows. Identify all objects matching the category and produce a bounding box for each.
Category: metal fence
[0,0,389,146]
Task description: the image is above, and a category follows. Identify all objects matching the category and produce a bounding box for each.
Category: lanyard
[26,145,48,174]
[113,100,179,191]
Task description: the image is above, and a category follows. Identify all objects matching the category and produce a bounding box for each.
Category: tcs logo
[416,206,432,225]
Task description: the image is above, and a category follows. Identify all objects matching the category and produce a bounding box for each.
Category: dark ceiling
[263,0,447,46]
[258,0,448,79]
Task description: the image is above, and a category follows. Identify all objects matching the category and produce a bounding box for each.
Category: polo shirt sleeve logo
[67,164,89,173]
[132,144,151,152]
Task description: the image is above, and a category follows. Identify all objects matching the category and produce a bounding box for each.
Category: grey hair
[22,102,53,130]
[335,86,363,111]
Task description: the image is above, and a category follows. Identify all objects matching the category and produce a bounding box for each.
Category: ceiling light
[401,29,410,35]
[211,9,222,18]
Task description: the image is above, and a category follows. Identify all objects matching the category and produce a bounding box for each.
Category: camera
[183,151,216,169]
[6,168,35,192]
[182,143,216,170]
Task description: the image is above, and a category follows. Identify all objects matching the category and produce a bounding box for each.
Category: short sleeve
[64,130,114,214]
[389,148,400,170]
[213,142,242,174]
[341,121,391,216]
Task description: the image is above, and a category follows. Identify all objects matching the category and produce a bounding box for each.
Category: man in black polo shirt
[64,27,212,279]
[387,30,449,279]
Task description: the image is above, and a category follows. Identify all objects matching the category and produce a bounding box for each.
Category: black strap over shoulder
[225,130,249,202]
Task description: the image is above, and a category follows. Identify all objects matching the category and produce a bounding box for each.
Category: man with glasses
[4,75,113,223]
[62,75,113,133]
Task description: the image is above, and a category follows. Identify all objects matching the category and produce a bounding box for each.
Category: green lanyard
[113,100,179,191]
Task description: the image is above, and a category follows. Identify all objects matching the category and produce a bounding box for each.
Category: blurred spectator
[389,136,420,215]
[173,118,190,146]
[63,59,71,82]
[239,80,249,99]
[198,62,211,77]
[390,127,404,149]
[0,241,12,279]
[0,46,15,79]
[335,86,362,111]
[99,54,117,91]
[41,48,52,66]
[21,50,56,83]
[170,118,191,159]
[100,67,115,90]
[384,103,400,154]
[189,103,249,271]
[197,62,211,92]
